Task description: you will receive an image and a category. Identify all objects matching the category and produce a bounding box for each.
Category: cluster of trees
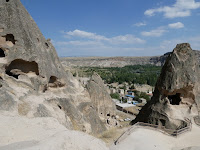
[133,90,151,101]
[77,65,161,86]
[110,93,120,100]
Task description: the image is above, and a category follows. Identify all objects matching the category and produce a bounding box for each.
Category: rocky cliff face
[132,43,200,129]
[0,0,113,136]
[60,51,200,68]
[87,73,118,127]
[60,55,168,68]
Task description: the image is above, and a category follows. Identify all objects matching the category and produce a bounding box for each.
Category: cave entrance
[5,59,39,79]
[168,93,181,105]
[48,76,65,88]
[0,48,5,57]
[160,119,166,126]
[3,34,16,44]
[49,76,57,84]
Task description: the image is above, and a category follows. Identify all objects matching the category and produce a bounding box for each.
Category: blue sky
[21,0,200,57]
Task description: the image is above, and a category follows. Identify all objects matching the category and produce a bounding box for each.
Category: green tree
[110,93,120,100]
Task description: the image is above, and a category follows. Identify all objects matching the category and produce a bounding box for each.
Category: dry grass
[116,110,135,127]
[116,110,135,120]
[124,106,141,115]
[97,127,128,145]
[97,110,134,145]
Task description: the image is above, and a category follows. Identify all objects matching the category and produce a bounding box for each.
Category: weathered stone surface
[87,73,118,127]
[132,43,200,129]
[0,115,109,150]
[0,0,74,92]
[0,0,112,136]
[34,104,51,117]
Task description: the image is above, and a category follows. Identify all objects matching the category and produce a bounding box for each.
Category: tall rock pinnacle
[0,0,72,90]
[0,0,116,135]
[132,43,200,129]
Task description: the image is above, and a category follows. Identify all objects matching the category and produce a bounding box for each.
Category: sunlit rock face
[87,73,118,127]
[132,43,200,130]
[0,0,111,135]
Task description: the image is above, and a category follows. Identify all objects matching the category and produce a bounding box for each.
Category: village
[76,75,153,122]
[107,82,153,120]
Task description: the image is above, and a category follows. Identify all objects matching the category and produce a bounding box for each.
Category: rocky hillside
[0,0,116,149]
[60,51,200,67]
[131,43,200,130]
[60,55,168,67]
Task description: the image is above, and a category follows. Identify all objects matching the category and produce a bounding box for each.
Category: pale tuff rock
[87,73,118,127]
[0,0,115,139]
[0,115,109,150]
[132,43,200,129]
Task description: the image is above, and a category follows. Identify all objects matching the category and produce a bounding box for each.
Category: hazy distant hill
[60,50,200,67]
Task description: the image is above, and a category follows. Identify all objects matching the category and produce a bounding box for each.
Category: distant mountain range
[60,50,200,68]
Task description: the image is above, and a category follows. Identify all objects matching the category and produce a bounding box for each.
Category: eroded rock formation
[0,0,113,137]
[87,73,118,127]
[132,43,200,129]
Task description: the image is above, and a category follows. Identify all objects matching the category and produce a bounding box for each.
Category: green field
[73,65,162,86]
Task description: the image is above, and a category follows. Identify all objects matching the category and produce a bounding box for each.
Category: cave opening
[5,59,39,79]
[45,42,49,48]
[3,34,16,44]
[6,71,19,79]
[49,76,57,83]
[57,104,62,110]
[160,119,166,126]
[48,76,65,88]
[0,48,5,57]
[168,93,181,105]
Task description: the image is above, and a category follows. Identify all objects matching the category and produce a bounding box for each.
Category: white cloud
[110,34,145,44]
[144,0,200,18]
[134,22,147,27]
[64,29,145,45]
[55,30,147,56]
[141,23,184,38]
[168,22,184,29]
[65,29,108,41]
[55,40,103,46]
[160,36,200,51]
[141,27,167,37]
